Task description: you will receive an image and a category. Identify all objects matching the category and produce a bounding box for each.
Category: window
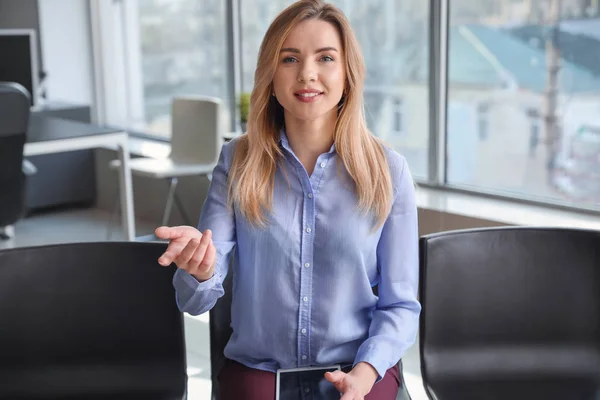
[93,0,600,212]
[447,0,600,207]
[239,0,294,93]
[477,103,489,140]
[239,0,430,178]
[93,0,230,139]
[527,108,541,158]
[138,0,228,138]
[392,97,406,136]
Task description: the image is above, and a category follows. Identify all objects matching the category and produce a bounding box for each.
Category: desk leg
[117,135,136,240]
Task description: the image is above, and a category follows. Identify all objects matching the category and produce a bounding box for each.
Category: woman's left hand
[324,362,378,400]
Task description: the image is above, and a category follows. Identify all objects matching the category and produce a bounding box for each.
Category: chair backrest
[0,82,30,136]
[419,227,600,400]
[0,82,31,227]
[0,242,187,399]
[170,96,221,165]
[209,254,235,400]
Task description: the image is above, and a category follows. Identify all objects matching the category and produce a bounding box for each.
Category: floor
[1,206,428,400]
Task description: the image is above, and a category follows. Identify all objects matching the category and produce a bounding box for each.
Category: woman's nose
[297,63,317,83]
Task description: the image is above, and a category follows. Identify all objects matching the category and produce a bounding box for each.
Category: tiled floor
[1,206,428,400]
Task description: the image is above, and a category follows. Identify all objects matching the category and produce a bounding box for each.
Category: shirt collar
[279,128,337,154]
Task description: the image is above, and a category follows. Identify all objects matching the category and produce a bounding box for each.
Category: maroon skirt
[218,359,401,400]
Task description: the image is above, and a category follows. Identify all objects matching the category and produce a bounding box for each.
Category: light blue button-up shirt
[173,131,421,380]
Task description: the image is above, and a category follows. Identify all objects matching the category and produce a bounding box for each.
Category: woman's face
[272,19,346,124]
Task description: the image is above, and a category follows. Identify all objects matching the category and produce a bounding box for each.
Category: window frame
[90,0,238,141]
[90,0,600,215]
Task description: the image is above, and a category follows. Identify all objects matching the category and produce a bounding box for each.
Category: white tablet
[276,365,342,400]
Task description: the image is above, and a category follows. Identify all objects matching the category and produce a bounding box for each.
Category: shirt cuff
[353,345,390,383]
[174,268,220,292]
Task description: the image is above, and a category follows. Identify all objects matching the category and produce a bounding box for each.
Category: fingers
[191,229,212,264]
[185,231,216,281]
[196,233,216,272]
[159,230,215,278]
[173,238,201,268]
[158,237,189,266]
[158,243,185,266]
[157,254,171,266]
[155,226,178,240]
[156,226,204,266]
[325,371,346,383]
[155,225,201,240]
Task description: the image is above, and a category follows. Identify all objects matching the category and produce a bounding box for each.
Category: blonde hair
[228,0,393,229]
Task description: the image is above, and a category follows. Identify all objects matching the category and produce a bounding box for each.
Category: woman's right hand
[155,225,217,282]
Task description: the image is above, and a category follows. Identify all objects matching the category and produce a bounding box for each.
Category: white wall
[37,0,95,106]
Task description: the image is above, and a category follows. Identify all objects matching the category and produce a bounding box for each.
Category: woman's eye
[321,55,334,62]
[282,57,298,63]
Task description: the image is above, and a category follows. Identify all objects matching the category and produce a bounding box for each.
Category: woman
[155,1,420,398]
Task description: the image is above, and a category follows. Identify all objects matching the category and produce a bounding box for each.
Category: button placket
[298,171,315,366]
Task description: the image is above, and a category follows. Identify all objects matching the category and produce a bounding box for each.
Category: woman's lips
[294,91,324,103]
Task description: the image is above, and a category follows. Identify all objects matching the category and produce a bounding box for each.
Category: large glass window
[137,0,229,138]
[240,0,430,178]
[92,0,600,214]
[447,0,600,206]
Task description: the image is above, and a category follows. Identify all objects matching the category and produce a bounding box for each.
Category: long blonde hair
[228,0,393,229]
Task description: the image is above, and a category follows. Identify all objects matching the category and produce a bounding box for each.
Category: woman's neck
[284,112,336,174]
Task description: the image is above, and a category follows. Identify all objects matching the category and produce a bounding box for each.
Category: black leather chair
[209,253,412,400]
[209,257,234,400]
[0,82,36,239]
[0,242,187,399]
[419,227,600,400]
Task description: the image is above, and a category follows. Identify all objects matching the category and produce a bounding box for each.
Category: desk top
[27,115,122,143]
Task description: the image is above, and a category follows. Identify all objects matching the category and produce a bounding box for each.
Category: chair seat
[110,157,215,179]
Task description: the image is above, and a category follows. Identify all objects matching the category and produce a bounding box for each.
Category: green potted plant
[239,92,250,132]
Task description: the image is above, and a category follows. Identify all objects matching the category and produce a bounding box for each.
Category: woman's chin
[284,106,338,123]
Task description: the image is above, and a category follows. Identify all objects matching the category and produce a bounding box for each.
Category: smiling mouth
[295,92,324,98]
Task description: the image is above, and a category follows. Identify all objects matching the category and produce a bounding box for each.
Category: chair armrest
[22,159,38,176]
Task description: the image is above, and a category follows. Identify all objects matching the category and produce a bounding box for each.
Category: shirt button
[302,355,307,360]
[320,162,326,168]
[307,193,313,199]
[304,263,310,268]
[306,227,312,233]
[303,296,308,302]
[301,328,307,334]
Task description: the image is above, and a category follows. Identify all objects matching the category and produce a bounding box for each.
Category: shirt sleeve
[172,139,237,315]
[353,155,421,382]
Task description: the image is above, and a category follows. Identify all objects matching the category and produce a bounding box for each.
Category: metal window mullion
[226,0,243,133]
[428,0,449,184]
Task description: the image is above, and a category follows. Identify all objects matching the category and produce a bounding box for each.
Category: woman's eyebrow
[315,46,338,53]
[280,46,338,54]
[280,47,301,54]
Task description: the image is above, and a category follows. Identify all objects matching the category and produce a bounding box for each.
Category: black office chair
[209,255,235,400]
[0,242,187,399]
[0,82,36,239]
[419,227,600,400]
[209,253,412,400]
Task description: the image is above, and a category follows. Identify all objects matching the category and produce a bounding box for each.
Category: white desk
[25,116,136,241]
